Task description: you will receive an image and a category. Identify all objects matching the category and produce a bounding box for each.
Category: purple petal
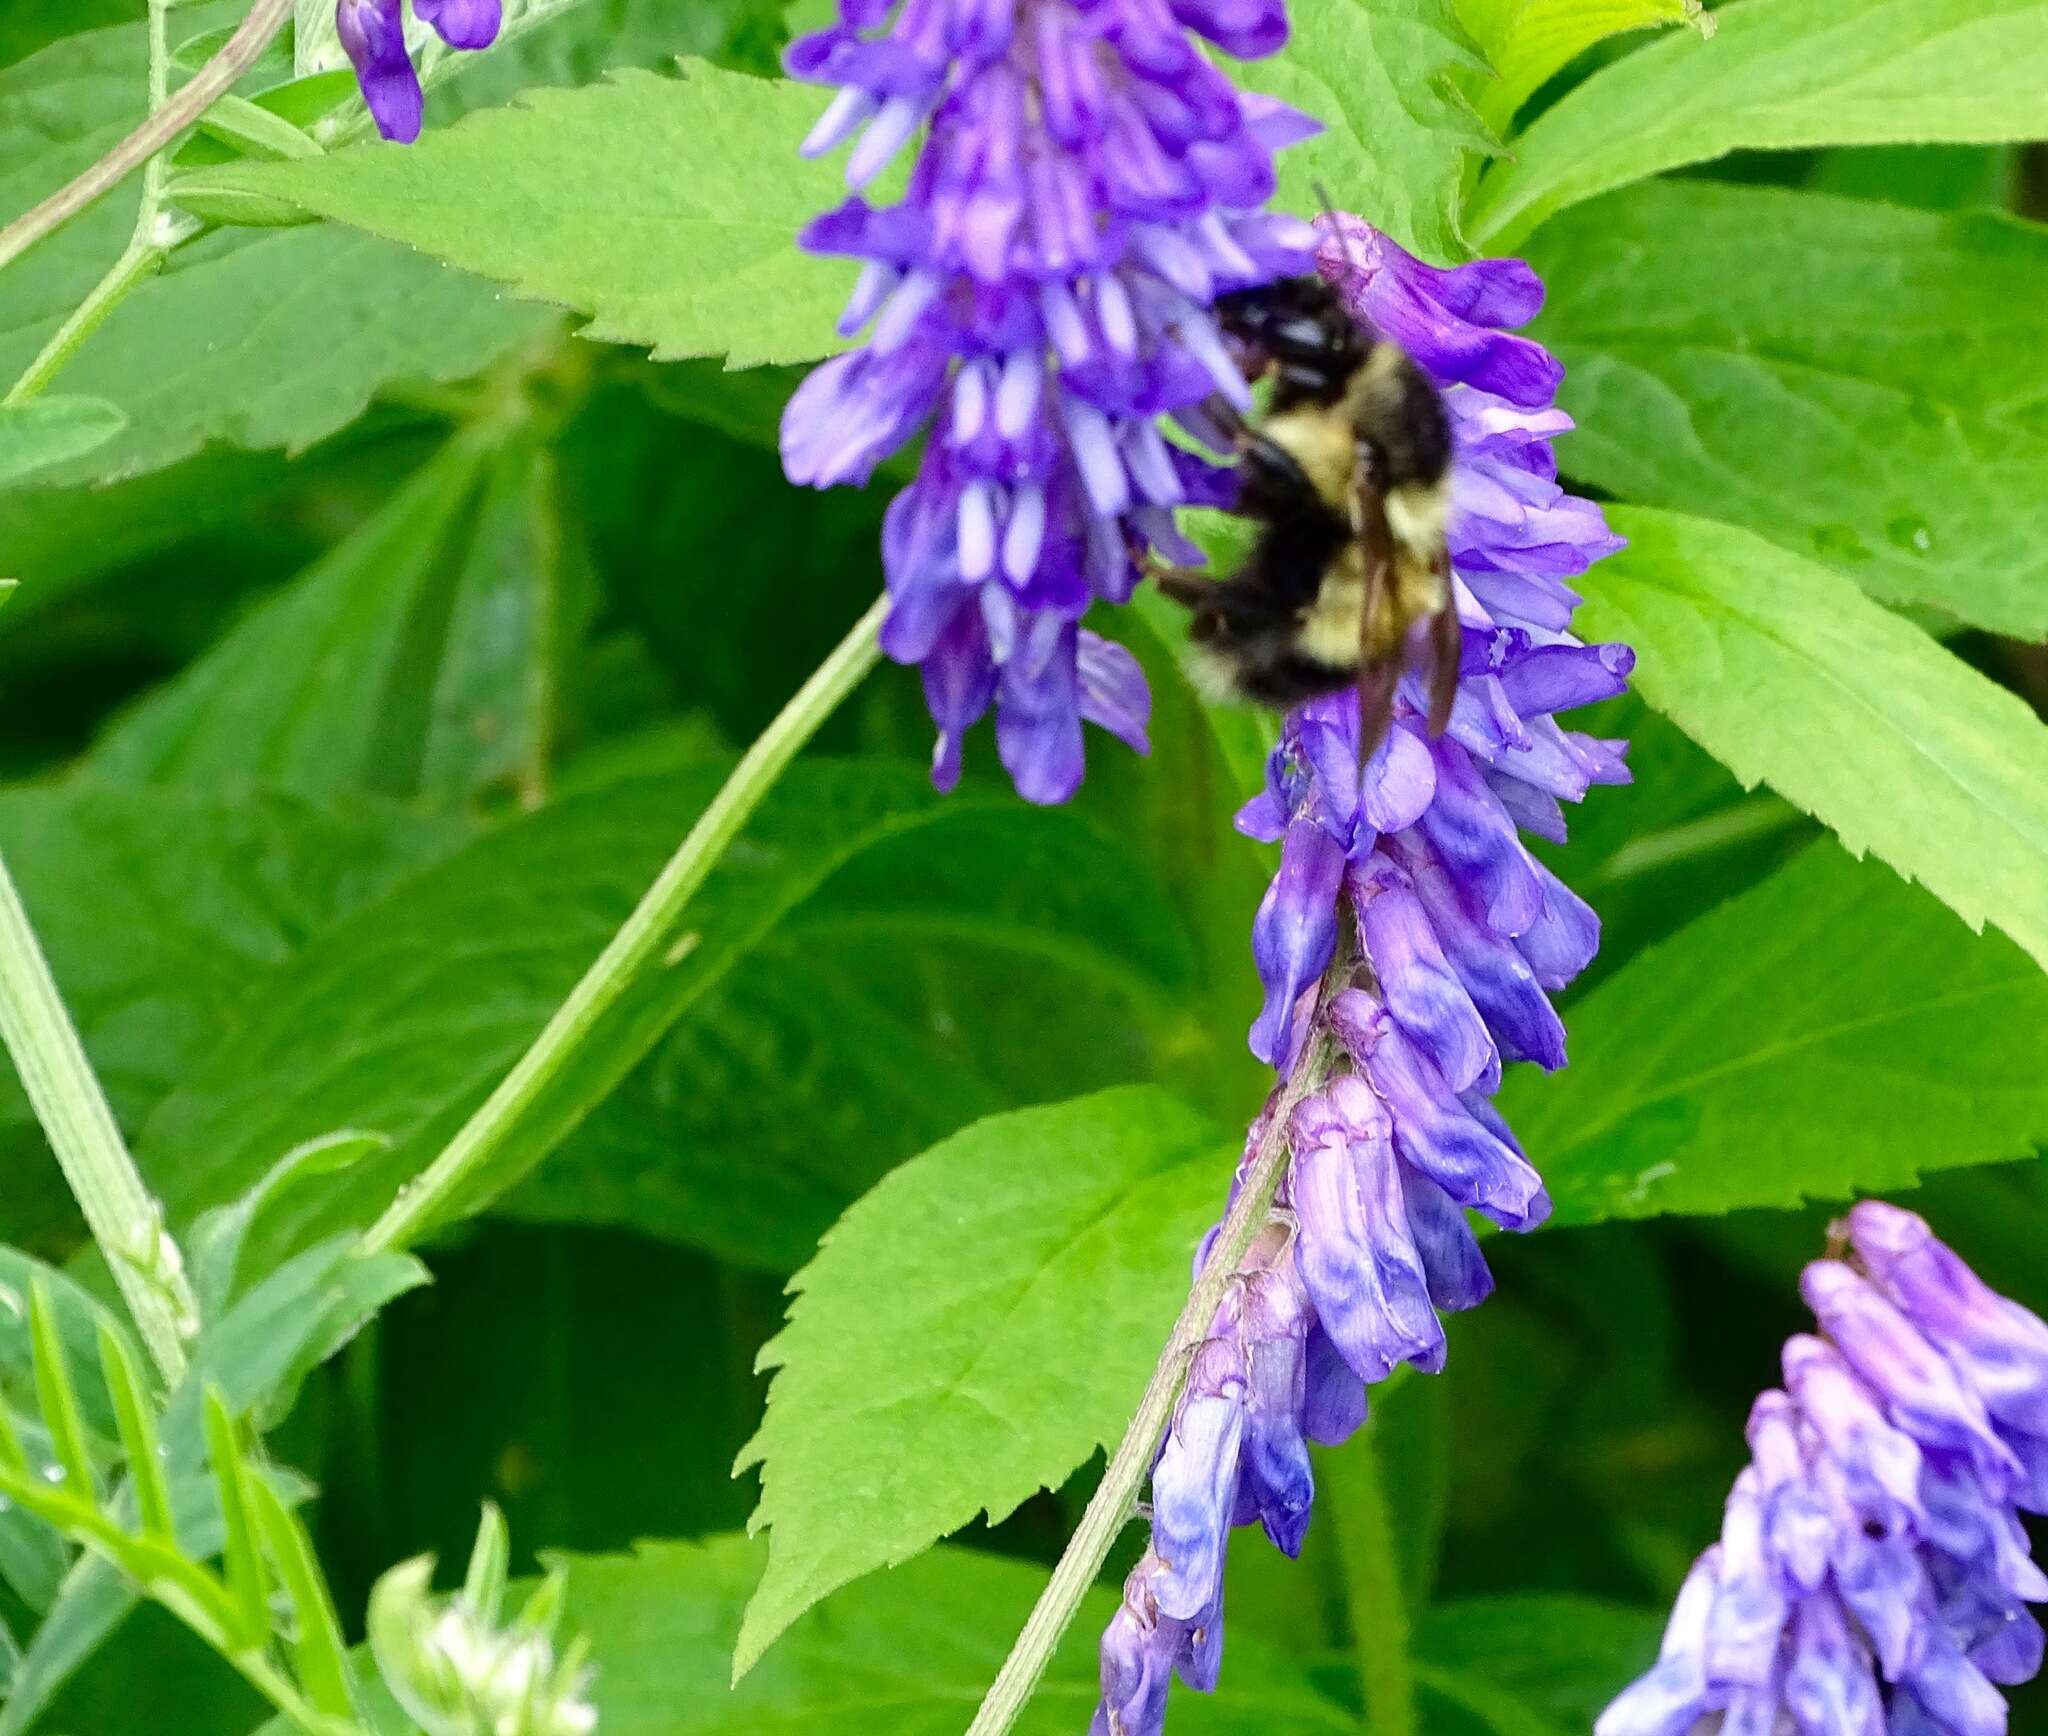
[1802,1261,2023,1495]
[414,0,500,48]
[337,0,422,143]
[1848,1200,2048,1443]
[1076,631,1152,755]
[1149,1343,1245,1621]
[1300,1323,1368,1445]
[1349,852,1497,1094]
[1289,1081,1445,1382]
[1247,821,1345,1069]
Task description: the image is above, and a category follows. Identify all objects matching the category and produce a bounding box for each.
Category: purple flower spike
[1601,1203,2048,1736]
[1093,218,1627,1736]
[781,0,1320,802]
[337,0,501,142]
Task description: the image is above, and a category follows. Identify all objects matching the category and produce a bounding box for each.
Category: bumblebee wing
[1427,546,1460,737]
[1351,460,1402,763]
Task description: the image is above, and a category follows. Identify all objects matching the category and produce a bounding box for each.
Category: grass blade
[201,1388,269,1648]
[27,1280,93,1502]
[96,1322,174,1541]
[248,1474,357,1720]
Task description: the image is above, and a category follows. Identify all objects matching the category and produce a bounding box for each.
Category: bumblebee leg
[1427,550,1461,737]
[1127,533,1214,609]
[1353,474,1402,764]
[1149,562,1214,609]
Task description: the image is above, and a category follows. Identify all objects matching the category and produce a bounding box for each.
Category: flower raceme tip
[780,0,1322,803]
[1601,1201,2048,1736]
[337,0,503,143]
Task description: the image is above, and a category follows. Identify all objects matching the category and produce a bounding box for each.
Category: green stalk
[1,0,223,405]
[1323,1419,1420,1736]
[0,851,195,1382]
[962,1000,1345,1736]
[363,596,888,1255]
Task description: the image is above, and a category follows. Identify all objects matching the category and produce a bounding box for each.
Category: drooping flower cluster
[780,0,1320,802]
[1601,1201,2048,1736]
[338,0,502,143]
[1094,220,1632,1736]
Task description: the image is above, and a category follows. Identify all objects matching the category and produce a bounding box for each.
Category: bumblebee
[1154,272,1458,759]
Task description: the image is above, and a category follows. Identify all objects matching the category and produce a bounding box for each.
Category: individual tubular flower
[338,0,502,143]
[1599,1201,2048,1736]
[1093,220,1629,1736]
[780,0,1320,803]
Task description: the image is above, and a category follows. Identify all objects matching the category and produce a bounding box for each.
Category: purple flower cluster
[338,0,501,143]
[779,0,1321,803]
[1093,223,1632,1736]
[1602,1202,2048,1736]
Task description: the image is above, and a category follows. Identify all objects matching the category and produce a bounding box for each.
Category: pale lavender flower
[1600,1202,2048,1736]
[1093,218,1629,1736]
[338,0,502,142]
[781,0,1320,802]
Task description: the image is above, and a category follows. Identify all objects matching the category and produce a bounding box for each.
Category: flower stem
[362,597,888,1257]
[4,243,164,407]
[963,1014,1342,1736]
[1323,1411,1420,1736]
[2,0,219,405]
[0,850,196,1384]
[0,0,290,283]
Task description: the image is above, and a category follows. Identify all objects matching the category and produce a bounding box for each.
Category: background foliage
[0,0,2045,1730]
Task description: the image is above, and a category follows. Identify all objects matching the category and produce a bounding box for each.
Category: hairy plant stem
[0,851,196,1384]
[363,597,889,1256]
[1,0,236,405]
[0,0,290,284]
[1324,1413,1419,1736]
[4,243,164,407]
[962,984,1346,1736]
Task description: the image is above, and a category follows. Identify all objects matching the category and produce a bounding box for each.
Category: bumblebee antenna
[1309,179,1365,287]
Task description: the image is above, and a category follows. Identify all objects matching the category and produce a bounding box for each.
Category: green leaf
[0,2,137,67]
[0,225,552,492]
[136,761,1193,1281]
[0,29,550,493]
[0,1237,421,1735]
[199,1390,267,1648]
[27,1280,95,1504]
[0,1472,303,1736]
[202,64,858,369]
[1466,0,2048,248]
[417,437,567,805]
[1806,141,2015,209]
[261,1534,1356,1736]
[0,398,125,488]
[1415,1595,1663,1731]
[186,1131,391,1319]
[246,1477,357,1719]
[92,430,569,808]
[1534,183,2048,638]
[1507,841,2048,1225]
[169,1239,429,1442]
[94,1324,173,1541]
[733,1087,1232,1674]
[89,438,485,793]
[0,782,464,1249]
[1454,0,1708,135]
[1239,0,1496,262]
[1584,507,2048,973]
[511,802,1197,1270]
